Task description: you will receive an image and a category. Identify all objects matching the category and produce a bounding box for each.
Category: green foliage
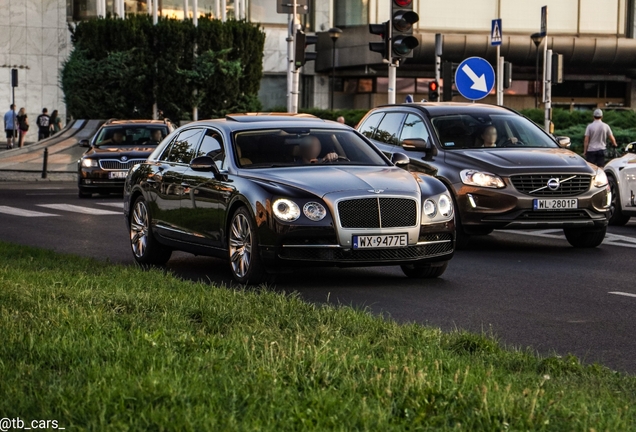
[62,15,264,121]
[1,241,636,431]
[296,108,368,127]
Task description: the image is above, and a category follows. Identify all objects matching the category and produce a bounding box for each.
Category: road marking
[0,205,60,217]
[95,202,124,208]
[504,230,636,249]
[609,291,636,298]
[37,204,120,216]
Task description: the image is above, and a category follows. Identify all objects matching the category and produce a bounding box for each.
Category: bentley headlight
[593,168,608,188]
[438,194,453,217]
[82,158,98,168]
[423,199,437,218]
[303,202,327,221]
[273,198,301,222]
[460,169,505,189]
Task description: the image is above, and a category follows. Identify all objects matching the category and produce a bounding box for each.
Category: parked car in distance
[78,119,175,198]
[357,103,611,248]
[605,142,636,225]
[123,114,455,284]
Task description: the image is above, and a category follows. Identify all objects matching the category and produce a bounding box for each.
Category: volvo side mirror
[555,136,571,148]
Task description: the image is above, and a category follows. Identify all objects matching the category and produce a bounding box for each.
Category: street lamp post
[531,32,545,109]
[328,27,342,111]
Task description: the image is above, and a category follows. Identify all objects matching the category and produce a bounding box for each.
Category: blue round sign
[454,57,495,101]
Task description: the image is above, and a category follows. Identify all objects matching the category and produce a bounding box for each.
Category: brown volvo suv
[357,103,610,248]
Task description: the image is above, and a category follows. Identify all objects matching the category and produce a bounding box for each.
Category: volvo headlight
[438,194,453,217]
[303,202,327,221]
[593,168,608,188]
[460,169,505,189]
[423,199,437,218]
[272,198,301,222]
[82,158,98,168]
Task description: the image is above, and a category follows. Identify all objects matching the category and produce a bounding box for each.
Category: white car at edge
[605,143,636,225]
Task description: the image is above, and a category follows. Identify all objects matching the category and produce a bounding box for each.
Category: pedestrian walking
[583,109,617,167]
[36,108,51,141]
[3,104,18,149]
[16,107,29,148]
[49,110,63,135]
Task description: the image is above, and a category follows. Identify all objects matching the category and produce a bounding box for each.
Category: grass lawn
[0,242,634,431]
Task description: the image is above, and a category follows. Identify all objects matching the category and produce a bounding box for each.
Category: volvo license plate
[109,171,128,179]
[353,234,408,249]
[533,198,578,210]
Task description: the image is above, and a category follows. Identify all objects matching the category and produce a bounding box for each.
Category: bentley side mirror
[79,139,90,147]
[391,152,410,167]
[190,156,219,172]
[555,136,571,148]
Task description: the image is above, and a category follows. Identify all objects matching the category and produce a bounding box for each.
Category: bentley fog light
[303,202,327,221]
[460,169,505,189]
[423,199,437,218]
[593,168,608,188]
[438,194,453,218]
[273,198,301,222]
[82,159,98,168]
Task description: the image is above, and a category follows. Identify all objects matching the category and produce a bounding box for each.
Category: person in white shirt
[583,109,617,167]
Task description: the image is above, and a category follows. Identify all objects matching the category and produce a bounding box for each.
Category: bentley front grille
[337,197,418,229]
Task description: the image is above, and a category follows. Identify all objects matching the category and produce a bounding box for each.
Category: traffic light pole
[388,61,397,104]
[544,49,553,133]
[286,0,299,113]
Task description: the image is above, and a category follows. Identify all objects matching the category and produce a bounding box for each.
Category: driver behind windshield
[144,129,163,146]
[480,125,517,147]
[100,130,125,146]
[297,136,338,164]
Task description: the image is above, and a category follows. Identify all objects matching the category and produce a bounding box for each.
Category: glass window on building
[335,0,368,27]
[250,0,287,24]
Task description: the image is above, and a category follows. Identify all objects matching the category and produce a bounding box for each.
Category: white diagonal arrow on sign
[461,64,488,92]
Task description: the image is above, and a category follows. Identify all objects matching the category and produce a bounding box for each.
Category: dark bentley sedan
[78,119,174,198]
[357,103,611,248]
[123,115,455,284]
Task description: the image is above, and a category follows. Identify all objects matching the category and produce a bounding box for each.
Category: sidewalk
[0,120,103,182]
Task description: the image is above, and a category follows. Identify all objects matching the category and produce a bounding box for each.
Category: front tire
[563,227,606,248]
[401,261,449,279]
[228,206,268,285]
[608,175,630,226]
[129,196,172,266]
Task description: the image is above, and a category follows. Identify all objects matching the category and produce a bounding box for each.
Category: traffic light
[391,0,419,60]
[503,61,512,89]
[368,21,390,62]
[294,30,318,69]
[428,81,439,102]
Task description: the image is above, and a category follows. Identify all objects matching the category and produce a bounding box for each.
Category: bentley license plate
[533,198,578,210]
[353,234,408,249]
[109,171,128,179]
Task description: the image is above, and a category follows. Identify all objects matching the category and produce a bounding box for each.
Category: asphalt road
[1,181,635,373]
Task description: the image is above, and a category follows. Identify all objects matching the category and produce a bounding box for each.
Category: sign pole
[491,19,503,106]
[496,45,502,105]
[545,49,552,133]
[434,33,442,88]
[286,0,297,113]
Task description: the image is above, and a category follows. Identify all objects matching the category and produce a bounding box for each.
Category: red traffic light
[393,0,412,6]
[429,81,438,91]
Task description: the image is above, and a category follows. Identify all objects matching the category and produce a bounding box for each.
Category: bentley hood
[244,166,422,198]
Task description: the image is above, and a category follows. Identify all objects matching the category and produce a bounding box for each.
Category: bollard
[42,147,48,179]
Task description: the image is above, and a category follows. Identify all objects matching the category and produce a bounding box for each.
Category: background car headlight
[593,168,608,188]
[460,169,505,189]
[423,199,437,218]
[273,199,301,222]
[303,202,327,221]
[81,159,98,168]
[438,194,453,217]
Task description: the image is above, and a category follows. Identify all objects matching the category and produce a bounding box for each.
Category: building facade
[3,0,636,126]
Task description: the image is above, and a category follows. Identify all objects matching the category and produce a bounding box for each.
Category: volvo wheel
[564,227,607,248]
[228,206,267,285]
[130,196,172,266]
